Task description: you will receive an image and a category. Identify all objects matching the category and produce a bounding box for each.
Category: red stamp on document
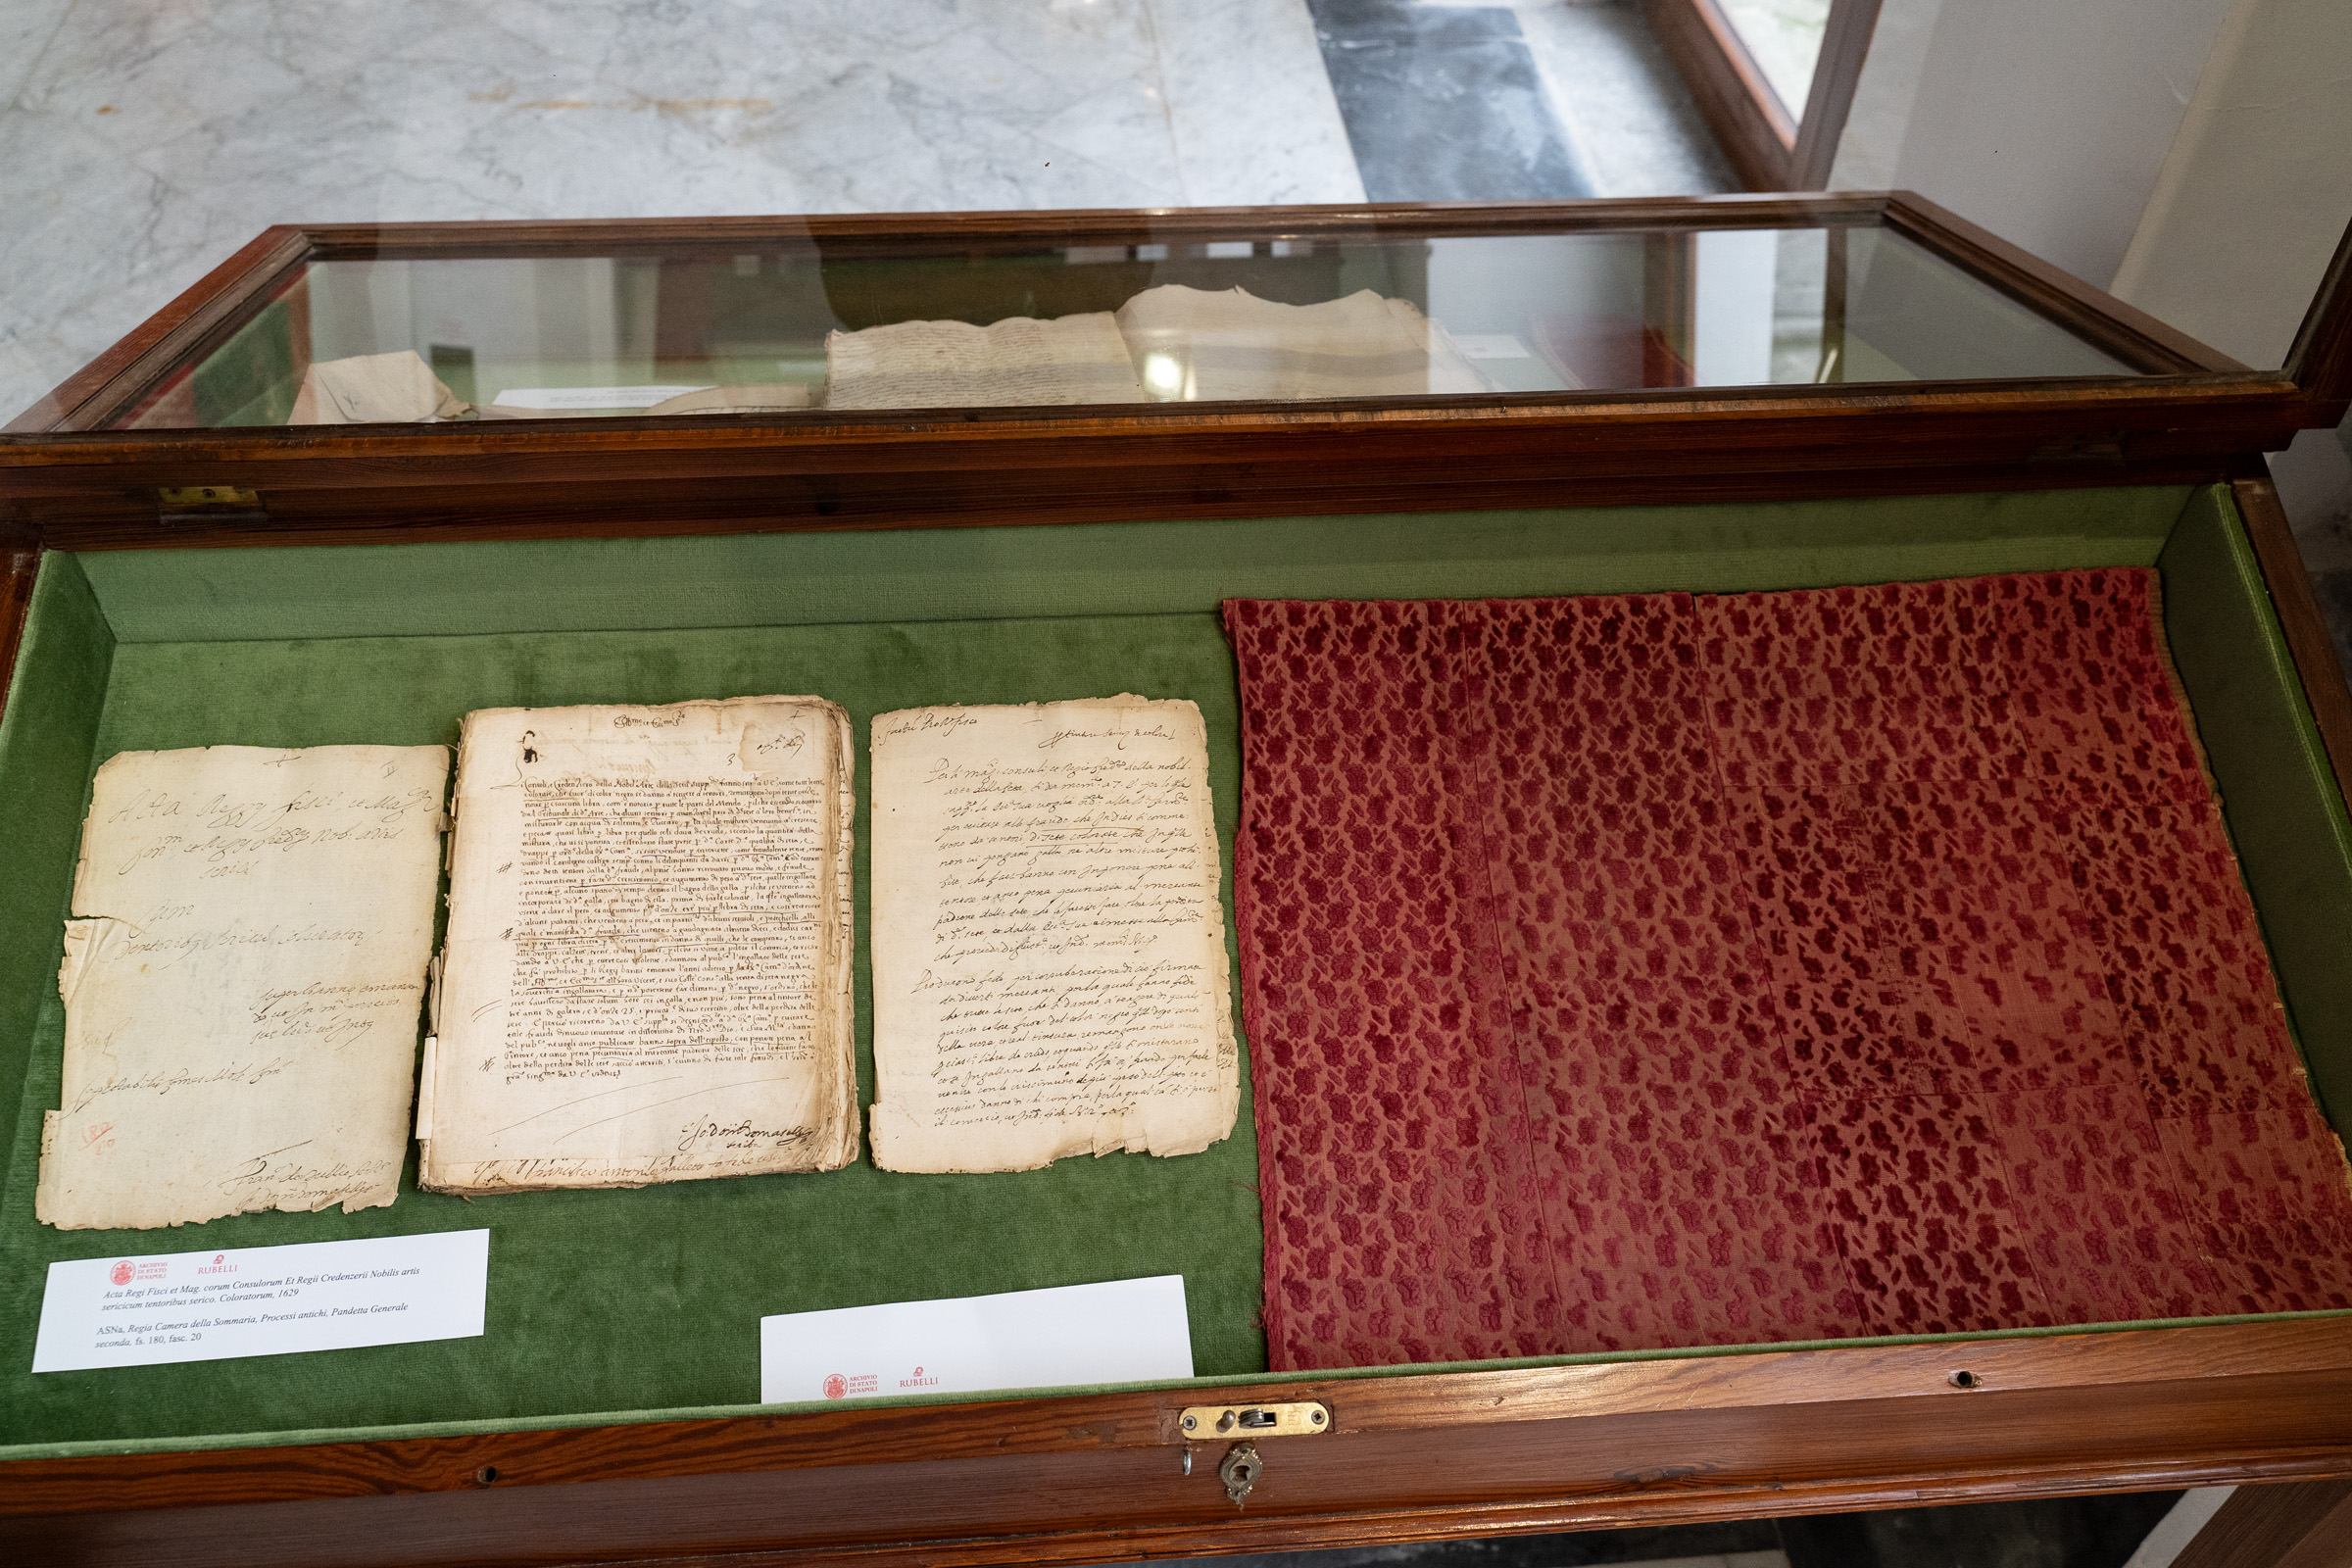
[109,1261,134,1287]
[822,1374,848,1399]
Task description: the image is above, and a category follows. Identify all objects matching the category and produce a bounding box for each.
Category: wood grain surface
[7,1319,2352,1565]
[0,378,2308,553]
[2285,217,2352,419]
[1641,0,1794,189]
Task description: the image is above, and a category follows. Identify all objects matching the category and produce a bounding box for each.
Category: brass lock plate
[1178,1400,1328,1439]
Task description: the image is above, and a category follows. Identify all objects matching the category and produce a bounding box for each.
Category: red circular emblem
[822,1374,848,1400]
[109,1261,134,1287]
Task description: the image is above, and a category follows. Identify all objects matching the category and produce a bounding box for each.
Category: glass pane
[110,218,2140,430]
[1713,0,1831,119]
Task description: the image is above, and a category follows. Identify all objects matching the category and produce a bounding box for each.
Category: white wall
[1826,0,2352,533]
[2104,0,2352,535]
[1829,0,2236,287]
[2108,0,2352,370]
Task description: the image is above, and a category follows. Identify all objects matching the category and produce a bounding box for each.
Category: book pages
[825,312,1147,409]
[34,745,449,1231]
[1114,284,1494,401]
[422,697,857,1194]
[868,696,1239,1174]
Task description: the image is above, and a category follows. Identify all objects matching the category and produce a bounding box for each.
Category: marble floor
[0,0,1730,422]
[1309,0,1599,203]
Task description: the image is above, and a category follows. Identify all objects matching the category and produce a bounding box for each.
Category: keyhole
[1218,1441,1263,1506]
[1948,1369,1980,1390]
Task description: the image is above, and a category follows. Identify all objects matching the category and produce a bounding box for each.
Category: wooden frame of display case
[4,194,2352,1567]
[1642,0,1886,191]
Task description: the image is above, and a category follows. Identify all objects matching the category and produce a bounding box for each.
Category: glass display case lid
[3,193,2345,555]
[10,193,2298,437]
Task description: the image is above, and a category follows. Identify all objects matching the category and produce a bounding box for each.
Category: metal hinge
[157,485,265,526]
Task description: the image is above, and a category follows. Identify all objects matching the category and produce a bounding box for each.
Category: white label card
[760,1274,1192,1404]
[491,385,713,410]
[31,1231,489,1373]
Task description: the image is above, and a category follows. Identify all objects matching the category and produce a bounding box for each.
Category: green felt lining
[2156,490,2352,1122]
[78,488,2182,645]
[5,481,2346,1462]
[0,556,112,1235]
[0,613,1268,1452]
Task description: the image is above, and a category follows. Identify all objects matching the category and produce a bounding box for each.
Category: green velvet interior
[0,613,1268,1452]
[5,482,2348,1461]
[2157,489,2352,1118]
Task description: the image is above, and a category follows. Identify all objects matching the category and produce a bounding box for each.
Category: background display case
[5,193,2352,1568]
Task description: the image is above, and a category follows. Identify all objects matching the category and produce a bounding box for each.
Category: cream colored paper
[643,383,812,416]
[34,745,449,1231]
[288,351,467,424]
[1113,284,1494,401]
[868,696,1239,1174]
[423,697,857,1194]
[825,312,1147,409]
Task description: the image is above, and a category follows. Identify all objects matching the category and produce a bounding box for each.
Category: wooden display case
[4,192,2352,1568]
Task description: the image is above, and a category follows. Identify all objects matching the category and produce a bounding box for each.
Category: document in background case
[422,697,858,1194]
[289,351,468,423]
[34,745,448,1231]
[1114,284,1494,401]
[32,1231,489,1372]
[760,1274,1193,1403]
[867,696,1239,1173]
[490,385,715,410]
[825,312,1146,409]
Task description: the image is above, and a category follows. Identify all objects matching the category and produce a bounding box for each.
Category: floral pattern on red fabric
[1226,570,2347,1371]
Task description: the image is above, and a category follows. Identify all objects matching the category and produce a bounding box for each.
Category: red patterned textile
[1226,571,2351,1371]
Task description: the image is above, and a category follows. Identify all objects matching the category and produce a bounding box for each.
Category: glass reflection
[113,220,2139,430]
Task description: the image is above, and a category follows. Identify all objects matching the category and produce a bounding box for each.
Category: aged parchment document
[289,351,468,423]
[1114,284,1494,401]
[34,745,450,1231]
[422,697,857,1193]
[868,696,1239,1173]
[825,312,1147,408]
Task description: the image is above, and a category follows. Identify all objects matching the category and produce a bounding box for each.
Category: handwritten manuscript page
[422,697,856,1194]
[868,696,1239,1174]
[34,745,449,1231]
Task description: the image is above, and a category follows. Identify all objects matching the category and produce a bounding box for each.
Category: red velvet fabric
[1225,571,2352,1371]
